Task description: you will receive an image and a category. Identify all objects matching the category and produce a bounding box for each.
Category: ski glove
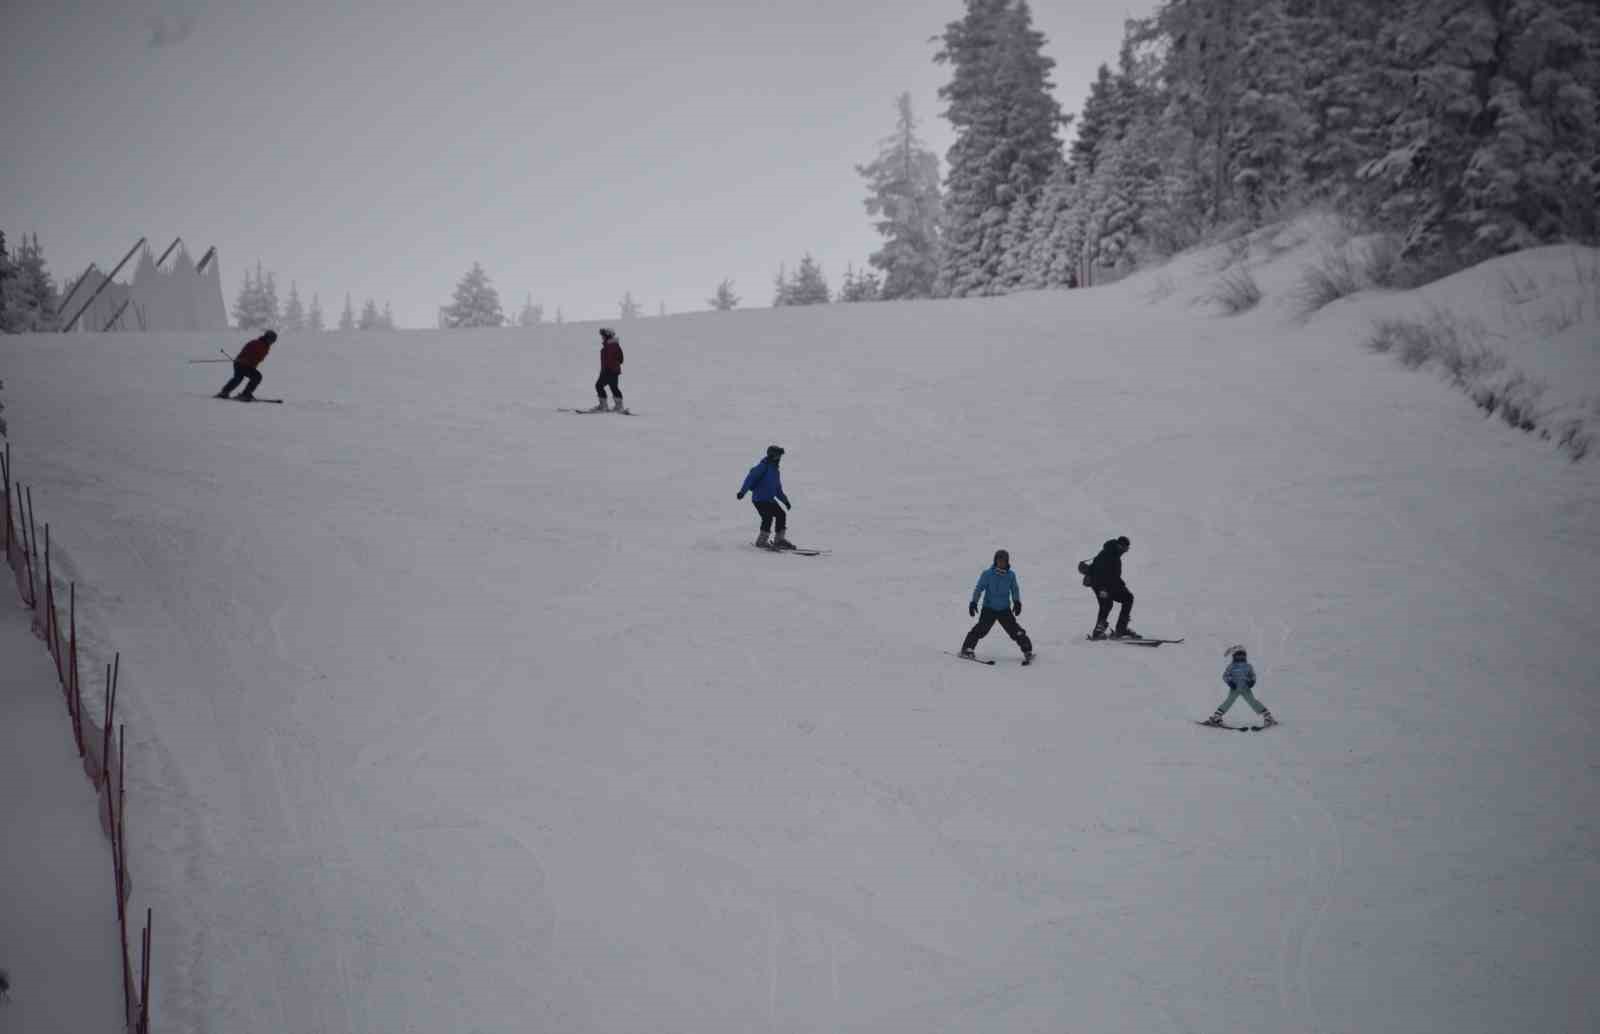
[1096,589,1109,600]
[736,491,745,500]
[969,602,978,618]
[1012,601,1022,616]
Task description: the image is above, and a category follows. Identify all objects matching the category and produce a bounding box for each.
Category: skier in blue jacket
[737,445,794,550]
[960,549,1034,662]
[1203,646,1277,727]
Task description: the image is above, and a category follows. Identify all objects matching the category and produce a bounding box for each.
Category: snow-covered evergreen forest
[852,0,1599,298]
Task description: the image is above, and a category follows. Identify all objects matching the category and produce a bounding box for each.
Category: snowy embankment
[0,228,1596,1034]
[0,604,124,1034]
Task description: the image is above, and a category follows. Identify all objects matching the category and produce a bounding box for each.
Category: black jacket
[1085,540,1126,590]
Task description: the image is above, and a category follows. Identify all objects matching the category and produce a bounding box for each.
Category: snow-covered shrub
[1295,246,1363,319]
[1362,234,1405,289]
[1211,267,1262,314]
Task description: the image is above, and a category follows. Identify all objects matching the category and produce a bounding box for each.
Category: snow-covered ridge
[1,227,1596,1034]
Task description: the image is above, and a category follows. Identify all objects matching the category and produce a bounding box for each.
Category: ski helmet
[263,330,278,343]
[1115,535,1131,551]
[766,445,785,461]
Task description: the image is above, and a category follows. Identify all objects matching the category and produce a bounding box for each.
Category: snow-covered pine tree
[1286,0,1393,207]
[13,235,60,332]
[618,292,642,320]
[307,293,325,331]
[517,294,543,326]
[708,278,739,310]
[788,254,831,304]
[1018,162,1076,288]
[260,268,281,327]
[338,293,356,331]
[441,263,505,328]
[838,264,882,302]
[936,0,1067,296]
[772,263,792,307]
[281,281,306,331]
[857,93,943,299]
[382,301,397,330]
[358,298,382,330]
[1457,0,1599,256]
[0,231,20,333]
[233,266,261,329]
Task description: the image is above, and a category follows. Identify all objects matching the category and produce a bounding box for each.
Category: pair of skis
[1194,719,1275,732]
[566,407,633,416]
[751,543,828,557]
[1088,635,1185,647]
[216,396,284,404]
[948,651,1031,666]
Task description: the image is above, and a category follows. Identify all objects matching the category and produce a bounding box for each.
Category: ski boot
[236,393,256,402]
[772,535,797,551]
[755,530,771,549]
[1202,713,1225,727]
[1088,624,1109,641]
[588,398,608,413]
[959,648,977,660]
[1259,712,1278,728]
[214,391,232,399]
[1022,650,1034,665]
[1109,626,1141,640]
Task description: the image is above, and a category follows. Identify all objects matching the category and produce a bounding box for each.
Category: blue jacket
[739,459,789,505]
[971,566,1021,612]
[1223,660,1257,690]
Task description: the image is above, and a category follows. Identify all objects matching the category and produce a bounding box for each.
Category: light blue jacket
[971,566,1020,612]
[1223,660,1257,689]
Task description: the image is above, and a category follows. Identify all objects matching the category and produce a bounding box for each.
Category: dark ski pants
[1094,585,1134,631]
[753,499,787,534]
[962,607,1033,655]
[219,361,262,398]
[594,370,622,402]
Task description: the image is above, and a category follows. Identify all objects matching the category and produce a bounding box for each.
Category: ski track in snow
[3,239,1598,1034]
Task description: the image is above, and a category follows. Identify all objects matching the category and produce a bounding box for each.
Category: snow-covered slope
[2,234,1597,1034]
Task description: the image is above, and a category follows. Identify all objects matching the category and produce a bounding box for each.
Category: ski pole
[186,359,231,364]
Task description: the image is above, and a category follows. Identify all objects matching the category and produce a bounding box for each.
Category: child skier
[587,327,625,412]
[1203,645,1277,727]
[1082,535,1140,639]
[737,445,793,549]
[960,549,1034,663]
[215,329,276,401]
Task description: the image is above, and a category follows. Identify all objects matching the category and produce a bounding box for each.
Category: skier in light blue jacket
[1203,646,1277,727]
[959,549,1034,662]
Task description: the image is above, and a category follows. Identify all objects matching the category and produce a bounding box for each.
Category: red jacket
[235,335,273,368]
[600,338,624,373]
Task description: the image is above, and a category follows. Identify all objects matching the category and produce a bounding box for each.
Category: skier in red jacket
[587,328,626,412]
[215,330,276,401]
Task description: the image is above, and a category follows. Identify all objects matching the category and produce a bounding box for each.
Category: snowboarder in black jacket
[1083,535,1139,639]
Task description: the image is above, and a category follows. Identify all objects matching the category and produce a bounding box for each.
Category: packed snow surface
[2,237,1597,1033]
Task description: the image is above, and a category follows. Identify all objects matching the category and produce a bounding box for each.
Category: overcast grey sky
[2,0,1153,327]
